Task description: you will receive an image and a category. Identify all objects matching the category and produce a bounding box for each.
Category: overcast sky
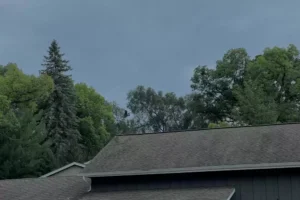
[1,0,299,108]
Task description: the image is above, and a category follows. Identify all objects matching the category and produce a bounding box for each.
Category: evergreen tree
[0,96,54,179]
[40,40,80,165]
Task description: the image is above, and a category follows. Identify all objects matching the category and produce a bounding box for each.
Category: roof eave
[78,162,300,178]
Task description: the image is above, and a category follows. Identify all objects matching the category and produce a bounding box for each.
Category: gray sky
[1,0,299,108]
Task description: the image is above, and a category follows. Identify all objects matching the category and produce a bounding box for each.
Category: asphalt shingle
[0,176,91,200]
[82,124,300,175]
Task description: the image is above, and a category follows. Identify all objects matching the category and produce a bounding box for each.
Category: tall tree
[190,48,250,127]
[40,40,80,165]
[75,83,114,161]
[233,44,300,125]
[190,44,300,126]
[0,64,55,179]
[127,86,189,133]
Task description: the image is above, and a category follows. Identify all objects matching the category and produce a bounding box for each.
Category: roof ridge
[40,162,86,178]
[116,122,300,136]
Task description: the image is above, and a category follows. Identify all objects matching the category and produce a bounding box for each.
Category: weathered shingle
[80,187,235,200]
[82,124,300,176]
[0,176,90,200]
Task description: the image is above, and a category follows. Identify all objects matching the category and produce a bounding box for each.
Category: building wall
[92,168,300,200]
[49,166,84,177]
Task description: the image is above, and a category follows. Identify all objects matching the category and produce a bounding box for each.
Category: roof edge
[227,188,236,200]
[116,122,300,136]
[79,162,300,178]
[40,162,86,178]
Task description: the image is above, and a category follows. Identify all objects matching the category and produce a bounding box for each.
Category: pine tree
[40,40,80,165]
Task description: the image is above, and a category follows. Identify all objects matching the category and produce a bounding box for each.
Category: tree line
[125,44,300,131]
[1,40,300,179]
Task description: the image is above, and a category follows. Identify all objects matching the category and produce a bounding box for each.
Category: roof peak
[117,122,300,136]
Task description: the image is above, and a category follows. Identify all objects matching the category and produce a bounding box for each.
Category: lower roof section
[80,187,235,200]
[0,176,90,200]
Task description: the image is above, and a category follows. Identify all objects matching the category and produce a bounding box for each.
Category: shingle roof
[0,177,234,200]
[80,187,235,200]
[81,123,300,177]
[0,176,91,200]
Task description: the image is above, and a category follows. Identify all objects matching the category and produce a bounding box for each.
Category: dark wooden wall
[92,168,300,200]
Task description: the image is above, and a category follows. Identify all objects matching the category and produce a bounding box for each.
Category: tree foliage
[233,45,300,125]
[127,85,190,132]
[189,44,300,126]
[75,83,114,161]
[110,102,137,135]
[0,63,53,111]
[208,121,229,129]
[0,64,55,179]
[190,48,250,126]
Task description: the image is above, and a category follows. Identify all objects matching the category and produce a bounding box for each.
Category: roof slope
[82,124,300,176]
[80,187,235,200]
[0,176,90,200]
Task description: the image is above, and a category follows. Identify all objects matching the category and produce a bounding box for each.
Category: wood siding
[92,168,300,200]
